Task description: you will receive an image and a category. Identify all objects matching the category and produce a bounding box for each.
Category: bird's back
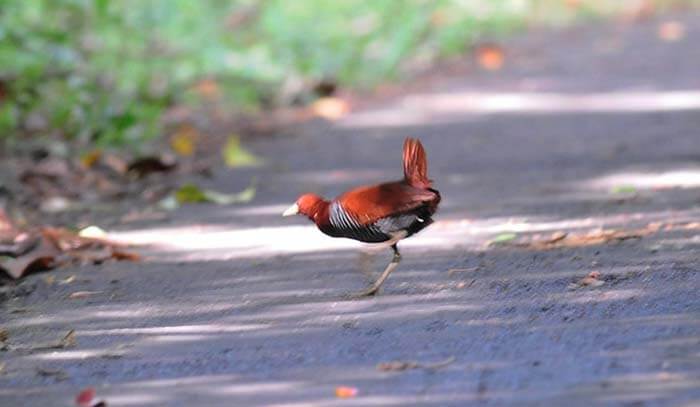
[315,138,440,244]
[319,180,439,243]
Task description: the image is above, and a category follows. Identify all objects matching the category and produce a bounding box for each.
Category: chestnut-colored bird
[283,138,440,296]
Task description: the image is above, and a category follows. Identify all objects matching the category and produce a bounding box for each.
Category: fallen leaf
[447,267,479,276]
[70,247,114,264]
[68,291,103,299]
[175,182,256,205]
[456,279,476,289]
[658,21,685,42]
[78,226,108,240]
[516,228,651,251]
[59,275,76,285]
[222,135,263,168]
[11,329,79,352]
[543,231,568,244]
[377,356,455,372]
[101,153,129,175]
[377,361,419,371]
[203,184,256,205]
[0,233,39,257]
[60,330,77,348]
[489,233,517,245]
[111,249,141,262]
[0,234,59,279]
[36,367,68,380]
[476,44,505,70]
[335,386,358,398]
[0,328,8,342]
[0,209,18,241]
[157,195,180,211]
[611,185,637,194]
[127,155,177,177]
[568,271,605,290]
[170,125,200,157]
[40,197,75,213]
[311,97,350,120]
[80,150,102,169]
[174,184,208,203]
[193,78,221,99]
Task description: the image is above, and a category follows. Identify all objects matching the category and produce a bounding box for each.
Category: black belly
[321,202,435,244]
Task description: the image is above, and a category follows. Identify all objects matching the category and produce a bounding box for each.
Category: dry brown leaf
[68,291,103,300]
[0,208,19,240]
[193,78,221,99]
[568,271,605,290]
[127,155,177,178]
[658,21,685,42]
[377,356,455,372]
[0,233,39,257]
[1,227,139,279]
[70,247,114,264]
[335,386,358,398]
[101,153,129,175]
[516,228,650,251]
[447,267,479,276]
[111,249,141,262]
[80,150,102,169]
[36,367,68,380]
[476,44,505,71]
[311,97,350,120]
[0,328,8,342]
[0,234,59,279]
[10,329,78,352]
[377,361,419,371]
[60,330,77,348]
[170,125,200,157]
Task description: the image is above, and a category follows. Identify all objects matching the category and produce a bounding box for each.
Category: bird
[282,137,440,296]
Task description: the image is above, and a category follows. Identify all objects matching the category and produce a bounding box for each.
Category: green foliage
[0,0,696,148]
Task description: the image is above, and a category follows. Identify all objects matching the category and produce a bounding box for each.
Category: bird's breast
[322,202,390,243]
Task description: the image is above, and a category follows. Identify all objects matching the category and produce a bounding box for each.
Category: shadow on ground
[2,12,700,407]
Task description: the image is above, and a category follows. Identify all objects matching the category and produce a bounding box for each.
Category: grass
[0,0,697,149]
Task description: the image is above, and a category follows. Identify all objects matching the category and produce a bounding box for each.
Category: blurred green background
[0,0,696,149]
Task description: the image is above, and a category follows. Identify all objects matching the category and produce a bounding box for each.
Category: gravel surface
[1,13,699,407]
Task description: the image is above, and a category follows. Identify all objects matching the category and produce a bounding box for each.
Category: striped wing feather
[337,181,437,226]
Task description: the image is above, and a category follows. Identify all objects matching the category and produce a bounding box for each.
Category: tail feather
[402,138,432,189]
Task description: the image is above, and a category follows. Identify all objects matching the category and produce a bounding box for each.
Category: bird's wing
[336,181,437,226]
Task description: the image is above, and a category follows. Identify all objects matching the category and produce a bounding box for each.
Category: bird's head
[282,193,327,220]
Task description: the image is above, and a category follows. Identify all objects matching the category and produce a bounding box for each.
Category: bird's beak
[282,203,299,217]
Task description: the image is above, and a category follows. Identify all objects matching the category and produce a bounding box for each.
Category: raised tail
[402,138,432,189]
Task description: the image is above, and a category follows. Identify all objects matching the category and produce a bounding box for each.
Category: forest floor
[1,12,699,407]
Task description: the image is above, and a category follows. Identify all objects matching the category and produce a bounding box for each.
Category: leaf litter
[377,356,455,372]
[4,329,76,352]
[0,221,140,280]
[497,225,663,251]
[568,271,605,290]
[335,386,358,398]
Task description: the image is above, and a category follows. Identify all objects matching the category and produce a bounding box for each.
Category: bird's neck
[310,200,331,226]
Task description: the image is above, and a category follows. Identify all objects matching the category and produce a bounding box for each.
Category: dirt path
[2,13,700,407]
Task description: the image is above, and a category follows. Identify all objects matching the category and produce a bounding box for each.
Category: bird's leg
[356,249,376,280]
[352,244,401,297]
